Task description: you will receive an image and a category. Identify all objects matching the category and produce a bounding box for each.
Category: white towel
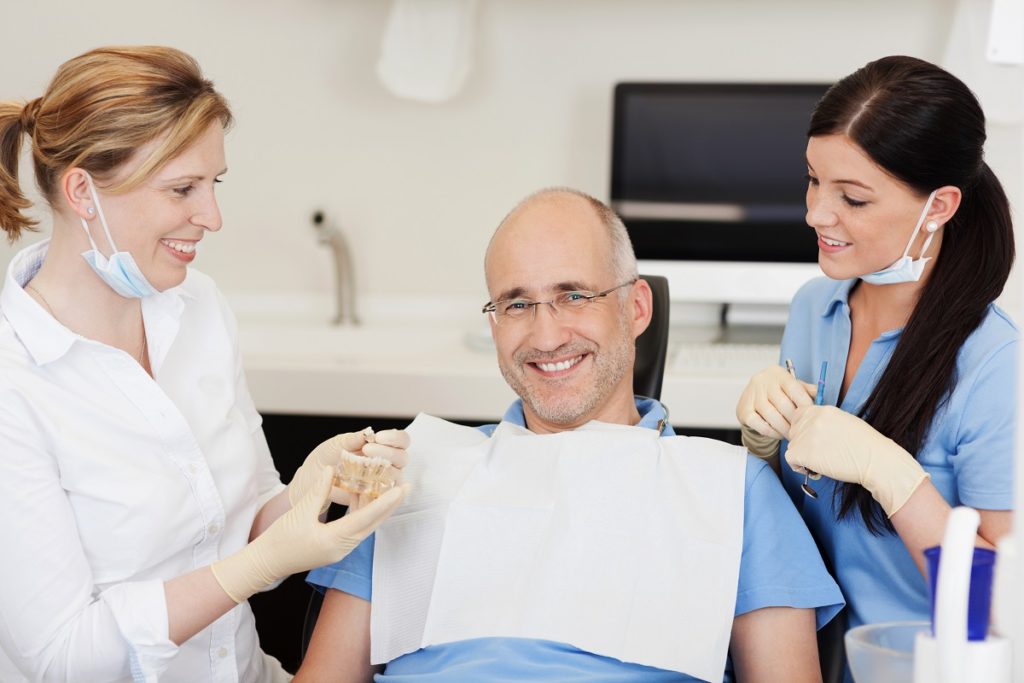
[372,415,746,681]
[377,0,478,103]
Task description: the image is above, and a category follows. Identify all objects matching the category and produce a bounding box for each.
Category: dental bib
[371,414,746,681]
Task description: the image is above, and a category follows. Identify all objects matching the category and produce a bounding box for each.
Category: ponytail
[840,163,1014,533]
[0,100,38,241]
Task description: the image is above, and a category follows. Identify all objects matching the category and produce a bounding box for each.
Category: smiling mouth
[820,235,851,247]
[160,239,197,254]
[530,354,585,373]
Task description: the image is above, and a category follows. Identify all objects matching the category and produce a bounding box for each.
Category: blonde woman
[0,46,407,683]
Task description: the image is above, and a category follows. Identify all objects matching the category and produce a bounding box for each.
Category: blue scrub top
[308,398,844,683]
[779,277,1017,632]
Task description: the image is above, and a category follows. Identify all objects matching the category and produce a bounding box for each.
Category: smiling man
[485,190,643,432]
[298,188,844,683]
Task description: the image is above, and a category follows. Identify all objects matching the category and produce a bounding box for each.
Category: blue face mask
[860,190,940,286]
[79,174,159,298]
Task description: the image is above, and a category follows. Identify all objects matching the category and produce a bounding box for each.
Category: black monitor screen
[611,83,831,263]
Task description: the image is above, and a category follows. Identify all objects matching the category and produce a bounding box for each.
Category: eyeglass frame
[481,279,638,324]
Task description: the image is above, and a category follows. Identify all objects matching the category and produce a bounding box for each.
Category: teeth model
[335,450,394,500]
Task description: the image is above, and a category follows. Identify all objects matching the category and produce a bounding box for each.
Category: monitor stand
[668,301,787,346]
[717,302,787,345]
[717,323,784,345]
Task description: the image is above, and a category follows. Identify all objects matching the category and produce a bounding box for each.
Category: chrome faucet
[312,210,359,326]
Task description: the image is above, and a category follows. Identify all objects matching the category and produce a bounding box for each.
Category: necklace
[25,281,148,368]
[25,282,56,318]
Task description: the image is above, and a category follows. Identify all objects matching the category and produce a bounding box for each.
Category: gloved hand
[786,405,930,517]
[288,428,410,510]
[735,365,816,458]
[212,468,408,603]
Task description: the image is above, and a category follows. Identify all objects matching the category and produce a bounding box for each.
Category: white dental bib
[372,414,746,681]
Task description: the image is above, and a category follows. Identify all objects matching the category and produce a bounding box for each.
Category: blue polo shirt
[308,399,844,682]
[779,277,1017,633]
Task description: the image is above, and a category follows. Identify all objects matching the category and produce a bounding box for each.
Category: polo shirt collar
[820,278,855,319]
[500,396,673,434]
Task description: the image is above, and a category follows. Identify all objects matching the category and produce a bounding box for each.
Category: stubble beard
[499,317,634,426]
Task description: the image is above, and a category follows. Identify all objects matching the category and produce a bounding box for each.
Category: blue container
[923,545,996,641]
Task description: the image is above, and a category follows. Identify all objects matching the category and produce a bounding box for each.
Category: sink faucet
[312,210,359,326]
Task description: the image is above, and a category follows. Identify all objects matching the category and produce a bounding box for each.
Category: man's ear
[60,167,95,220]
[630,278,653,340]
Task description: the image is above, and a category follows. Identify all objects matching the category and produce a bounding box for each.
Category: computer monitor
[610,82,832,308]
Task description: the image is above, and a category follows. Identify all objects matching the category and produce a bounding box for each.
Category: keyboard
[670,342,780,377]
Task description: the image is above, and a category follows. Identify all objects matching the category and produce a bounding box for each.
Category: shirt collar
[820,278,856,319]
[500,396,674,435]
[817,277,904,341]
[1,240,75,365]
[1,239,197,367]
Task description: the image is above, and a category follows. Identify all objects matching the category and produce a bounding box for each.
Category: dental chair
[633,274,670,402]
[298,274,672,660]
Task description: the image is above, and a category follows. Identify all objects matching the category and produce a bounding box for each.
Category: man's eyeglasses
[482,279,636,326]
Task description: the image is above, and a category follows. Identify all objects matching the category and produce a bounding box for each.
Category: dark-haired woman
[735,54,1016,635]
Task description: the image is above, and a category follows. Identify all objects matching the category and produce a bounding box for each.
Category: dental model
[335,427,395,500]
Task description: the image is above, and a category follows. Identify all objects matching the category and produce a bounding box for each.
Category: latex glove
[786,405,930,517]
[212,468,408,603]
[735,365,816,459]
[288,428,410,510]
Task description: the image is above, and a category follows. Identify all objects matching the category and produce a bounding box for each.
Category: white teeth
[537,356,583,372]
[162,240,196,253]
[821,236,849,247]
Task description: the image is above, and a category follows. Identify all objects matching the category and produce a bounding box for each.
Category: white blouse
[0,241,286,683]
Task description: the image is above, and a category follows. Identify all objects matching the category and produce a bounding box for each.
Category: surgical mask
[860,190,940,286]
[78,174,159,298]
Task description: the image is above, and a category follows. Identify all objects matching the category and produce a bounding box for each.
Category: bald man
[299,188,843,683]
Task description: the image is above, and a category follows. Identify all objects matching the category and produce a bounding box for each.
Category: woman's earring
[926,220,939,233]
[86,207,95,216]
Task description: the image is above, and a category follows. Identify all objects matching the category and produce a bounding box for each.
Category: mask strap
[901,190,939,260]
[918,226,939,261]
[80,173,119,256]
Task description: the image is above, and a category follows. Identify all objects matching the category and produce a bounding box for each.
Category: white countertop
[232,293,780,429]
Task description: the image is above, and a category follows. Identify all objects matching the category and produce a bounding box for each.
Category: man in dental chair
[296,188,843,683]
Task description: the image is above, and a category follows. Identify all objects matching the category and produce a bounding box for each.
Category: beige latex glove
[288,428,410,510]
[212,468,408,603]
[786,405,930,517]
[735,365,816,459]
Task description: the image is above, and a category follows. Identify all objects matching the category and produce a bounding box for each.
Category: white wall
[2,0,1018,309]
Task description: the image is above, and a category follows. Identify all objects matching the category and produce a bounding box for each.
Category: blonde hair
[0,45,233,241]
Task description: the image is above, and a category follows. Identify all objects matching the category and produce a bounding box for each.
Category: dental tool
[786,359,825,499]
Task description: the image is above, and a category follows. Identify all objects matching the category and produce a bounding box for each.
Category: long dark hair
[808,56,1014,534]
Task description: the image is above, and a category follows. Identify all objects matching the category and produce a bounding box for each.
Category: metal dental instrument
[786,359,825,499]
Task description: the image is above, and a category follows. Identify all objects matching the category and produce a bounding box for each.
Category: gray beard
[499,318,634,426]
